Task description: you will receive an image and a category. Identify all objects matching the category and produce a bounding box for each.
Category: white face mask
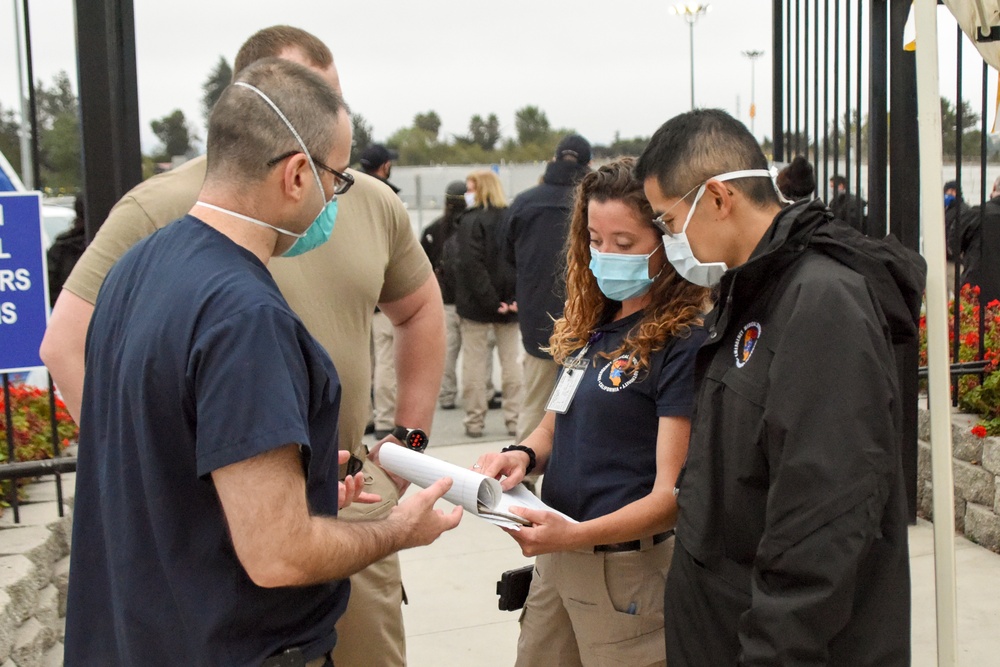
[659,168,790,287]
[464,192,476,208]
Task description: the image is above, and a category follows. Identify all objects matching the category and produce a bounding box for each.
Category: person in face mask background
[636,109,924,666]
[454,170,522,438]
[474,158,708,667]
[64,58,462,666]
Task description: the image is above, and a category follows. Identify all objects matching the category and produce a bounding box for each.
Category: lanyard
[545,331,603,414]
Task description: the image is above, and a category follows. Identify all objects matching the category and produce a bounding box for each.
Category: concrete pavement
[379,401,1000,666]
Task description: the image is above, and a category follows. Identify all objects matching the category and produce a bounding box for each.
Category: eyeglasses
[651,182,703,238]
[267,151,355,196]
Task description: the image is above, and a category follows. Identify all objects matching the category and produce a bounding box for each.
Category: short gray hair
[206,57,345,186]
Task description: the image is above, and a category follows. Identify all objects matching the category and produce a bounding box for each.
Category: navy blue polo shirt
[64,216,347,666]
[542,310,706,522]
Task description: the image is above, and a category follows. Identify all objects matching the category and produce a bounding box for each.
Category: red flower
[972,425,988,438]
[989,300,1000,309]
[965,332,978,347]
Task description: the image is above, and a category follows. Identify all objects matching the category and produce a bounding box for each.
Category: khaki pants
[516,353,560,443]
[440,304,461,406]
[371,311,396,432]
[332,460,406,666]
[515,538,673,667]
[460,319,522,434]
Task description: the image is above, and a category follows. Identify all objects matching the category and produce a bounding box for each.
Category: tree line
[761,97,1000,164]
[4,54,994,195]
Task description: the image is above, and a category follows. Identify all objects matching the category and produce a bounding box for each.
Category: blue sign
[0,192,48,373]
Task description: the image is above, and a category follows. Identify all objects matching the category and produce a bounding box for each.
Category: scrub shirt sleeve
[188,305,314,478]
[655,327,707,418]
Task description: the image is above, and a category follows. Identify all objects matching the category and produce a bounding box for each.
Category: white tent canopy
[915,1,1000,665]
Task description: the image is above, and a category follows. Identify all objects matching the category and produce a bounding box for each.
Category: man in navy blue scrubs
[63,57,461,667]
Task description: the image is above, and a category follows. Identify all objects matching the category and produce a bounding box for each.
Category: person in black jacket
[503,134,591,443]
[951,175,1000,303]
[828,174,867,234]
[47,197,87,306]
[420,181,467,408]
[943,180,968,293]
[455,170,521,438]
[636,109,923,666]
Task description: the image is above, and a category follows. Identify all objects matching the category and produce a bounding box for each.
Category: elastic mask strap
[233,81,326,206]
[195,201,306,238]
[682,168,793,235]
[716,167,795,205]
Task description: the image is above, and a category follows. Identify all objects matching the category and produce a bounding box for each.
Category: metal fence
[1,372,75,524]
[946,25,995,402]
[771,0,922,517]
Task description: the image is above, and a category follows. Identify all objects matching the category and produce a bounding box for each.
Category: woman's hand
[474,450,529,490]
[503,507,580,556]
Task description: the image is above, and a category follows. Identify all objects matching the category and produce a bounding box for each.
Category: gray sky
[0,2,991,154]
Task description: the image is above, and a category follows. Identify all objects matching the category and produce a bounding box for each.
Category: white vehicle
[0,149,77,248]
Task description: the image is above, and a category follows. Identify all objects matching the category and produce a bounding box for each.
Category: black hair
[634,109,778,208]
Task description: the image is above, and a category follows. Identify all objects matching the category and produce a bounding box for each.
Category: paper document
[377,446,577,530]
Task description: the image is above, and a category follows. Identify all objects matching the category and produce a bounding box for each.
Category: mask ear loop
[712,168,796,207]
[233,81,327,208]
[679,184,709,236]
[768,165,796,205]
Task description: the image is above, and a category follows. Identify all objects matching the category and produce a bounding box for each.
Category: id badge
[545,357,589,414]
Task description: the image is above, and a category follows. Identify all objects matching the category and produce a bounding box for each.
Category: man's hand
[391,477,463,548]
[475,450,529,491]
[368,437,411,495]
[337,450,381,509]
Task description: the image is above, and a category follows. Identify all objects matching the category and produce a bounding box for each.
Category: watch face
[406,430,428,452]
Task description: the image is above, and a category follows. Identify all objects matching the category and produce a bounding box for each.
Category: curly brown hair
[547,157,709,373]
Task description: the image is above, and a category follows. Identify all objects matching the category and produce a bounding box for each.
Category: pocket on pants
[602,544,670,618]
[560,549,667,664]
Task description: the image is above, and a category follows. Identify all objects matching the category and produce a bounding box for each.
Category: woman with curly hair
[476,158,708,667]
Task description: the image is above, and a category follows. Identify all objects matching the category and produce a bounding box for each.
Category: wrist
[500,444,536,475]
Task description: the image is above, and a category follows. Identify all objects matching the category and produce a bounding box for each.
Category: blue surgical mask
[944,194,956,208]
[231,81,339,257]
[195,199,338,258]
[589,243,663,301]
[284,198,338,256]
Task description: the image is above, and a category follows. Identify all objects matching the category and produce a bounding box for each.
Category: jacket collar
[543,159,589,187]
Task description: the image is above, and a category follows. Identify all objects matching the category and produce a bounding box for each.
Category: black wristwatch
[391,426,429,453]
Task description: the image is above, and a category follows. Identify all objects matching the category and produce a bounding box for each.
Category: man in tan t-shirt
[39,26,443,667]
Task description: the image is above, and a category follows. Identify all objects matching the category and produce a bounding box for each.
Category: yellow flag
[903,2,916,51]
[992,69,1000,134]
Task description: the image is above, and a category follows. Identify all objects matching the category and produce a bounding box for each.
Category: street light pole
[742,49,765,137]
[671,3,711,110]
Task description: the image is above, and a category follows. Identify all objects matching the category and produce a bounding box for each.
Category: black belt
[262,648,333,667]
[594,530,673,553]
